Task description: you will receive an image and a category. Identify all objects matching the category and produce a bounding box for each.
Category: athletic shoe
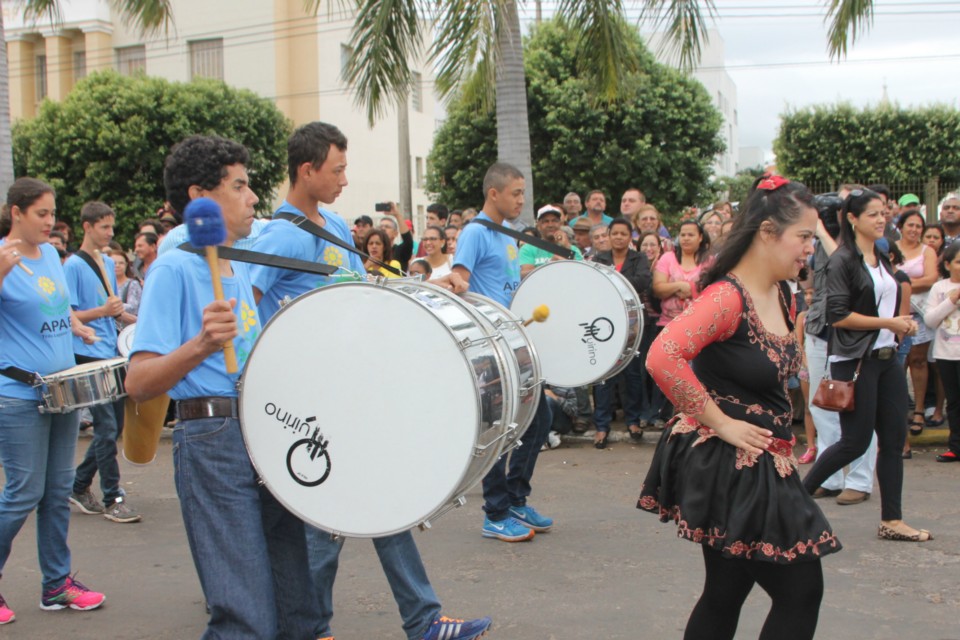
[316,636,334,640]
[69,489,104,515]
[103,498,142,523]
[508,504,553,532]
[481,516,534,542]
[422,615,492,640]
[541,430,561,451]
[0,592,15,624]
[40,575,105,611]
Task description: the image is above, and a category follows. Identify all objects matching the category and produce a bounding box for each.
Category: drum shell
[122,394,171,465]
[511,261,643,387]
[40,358,128,414]
[240,280,516,537]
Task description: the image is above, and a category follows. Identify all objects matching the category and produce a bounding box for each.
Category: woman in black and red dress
[639,176,840,640]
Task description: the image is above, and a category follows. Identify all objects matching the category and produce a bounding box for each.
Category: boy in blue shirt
[125,136,318,639]
[64,201,140,523]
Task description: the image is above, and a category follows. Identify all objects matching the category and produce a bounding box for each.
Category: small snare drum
[511,260,643,387]
[40,357,128,414]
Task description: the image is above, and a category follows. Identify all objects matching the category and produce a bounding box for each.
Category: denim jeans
[307,527,441,639]
[173,417,317,639]
[0,396,79,592]
[73,399,124,504]
[482,389,553,520]
[593,357,644,433]
[638,324,667,422]
[805,334,877,493]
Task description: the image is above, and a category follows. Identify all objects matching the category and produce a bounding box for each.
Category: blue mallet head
[184,197,227,248]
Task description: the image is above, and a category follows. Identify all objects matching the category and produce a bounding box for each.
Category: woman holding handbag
[802,189,932,542]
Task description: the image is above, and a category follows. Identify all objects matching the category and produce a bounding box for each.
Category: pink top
[901,244,928,279]
[655,251,707,326]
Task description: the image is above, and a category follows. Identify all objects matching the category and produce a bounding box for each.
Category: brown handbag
[812,361,862,412]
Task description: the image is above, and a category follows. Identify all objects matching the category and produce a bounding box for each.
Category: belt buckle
[877,347,895,360]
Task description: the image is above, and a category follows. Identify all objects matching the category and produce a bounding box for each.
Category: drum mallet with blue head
[184,197,239,374]
[523,304,550,327]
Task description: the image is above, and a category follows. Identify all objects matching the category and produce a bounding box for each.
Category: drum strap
[273,212,404,277]
[176,243,338,276]
[0,366,43,387]
[75,250,114,299]
[472,218,575,260]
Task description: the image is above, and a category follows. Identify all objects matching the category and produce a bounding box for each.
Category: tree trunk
[496,0,534,226]
[0,2,16,196]
[397,96,412,224]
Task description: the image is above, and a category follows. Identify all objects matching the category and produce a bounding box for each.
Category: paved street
[1,430,957,639]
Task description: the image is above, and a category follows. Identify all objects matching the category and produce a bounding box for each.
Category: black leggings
[684,546,824,640]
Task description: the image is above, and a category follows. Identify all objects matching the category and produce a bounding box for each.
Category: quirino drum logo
[579,317,615,365]
[263,403,332,487]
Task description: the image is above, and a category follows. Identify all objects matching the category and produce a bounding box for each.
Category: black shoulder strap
[274,211,403,276]
[177,243,338,276]
[75,249,111,295]
[472,218,574,260]
[0,366,43,387]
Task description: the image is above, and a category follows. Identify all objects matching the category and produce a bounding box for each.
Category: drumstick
[184,197,239,375]
[17,262,33,276]
[93,250,115,297]
[523,304,550,327]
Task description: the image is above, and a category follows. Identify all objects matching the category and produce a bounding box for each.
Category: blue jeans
[173,417,317,639]
[307,527,441,639]
[482,389,553,520]
[73,399,124,504]
[0,397,79,591]
[593,357,644,433]
[638,324,667,422]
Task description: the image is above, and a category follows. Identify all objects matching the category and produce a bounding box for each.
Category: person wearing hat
[572,216,593,255]
[353,214,373,246]
[519,204,583,277]
[899,193,921,215]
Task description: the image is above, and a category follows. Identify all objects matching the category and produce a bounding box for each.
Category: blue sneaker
[422,615,492,640]
[508,504,553,532]
[482,516,535,542]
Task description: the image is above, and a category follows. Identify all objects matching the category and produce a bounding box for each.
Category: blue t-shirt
[130,249,261,400]
[453,212,521,306]
[64,252,119,359]
[569,213,613,228]
[158,218,269,255]
[249,202,366,323]
[0,242,75,399]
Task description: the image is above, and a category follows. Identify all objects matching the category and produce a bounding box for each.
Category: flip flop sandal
[878,523,934,542]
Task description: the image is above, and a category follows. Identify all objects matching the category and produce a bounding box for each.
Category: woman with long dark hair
[641,175,838,640]
[363,229,402,279]
[0,178,104,623]
[651,220,710,328]
[803,189,931,542]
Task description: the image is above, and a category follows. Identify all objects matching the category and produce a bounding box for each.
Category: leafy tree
[13,71,292,245]
[774,103,960,186]
[710,166,766,206]
[426,19,724,221]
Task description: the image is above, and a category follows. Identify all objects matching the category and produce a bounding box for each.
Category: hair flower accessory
[757,174,789,191]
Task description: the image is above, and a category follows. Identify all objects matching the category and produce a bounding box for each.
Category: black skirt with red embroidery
[638,416,841,564]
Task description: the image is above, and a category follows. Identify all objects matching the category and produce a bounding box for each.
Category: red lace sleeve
[645,281,743,415]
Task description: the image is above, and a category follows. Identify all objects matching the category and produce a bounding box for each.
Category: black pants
[936,359,960,455]
[684,546,823,640]
[802,356,908,520]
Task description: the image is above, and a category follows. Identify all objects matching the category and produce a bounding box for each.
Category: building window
[35,55,47,100]
[73,51,87,82]
[116,45,146,76]
[415,157,424,188]
[340,44,353,76]
[190,39,223,80]
[733,109,738,125]
[411,71,422,113]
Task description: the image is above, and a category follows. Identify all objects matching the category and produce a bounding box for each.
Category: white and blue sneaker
[481,516,535,542]
[508,505,553,532]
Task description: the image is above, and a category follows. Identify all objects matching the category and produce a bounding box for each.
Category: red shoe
[797,446,817,464]
[936,450,959,463]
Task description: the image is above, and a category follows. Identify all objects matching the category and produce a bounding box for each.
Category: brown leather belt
[175,397,238,421]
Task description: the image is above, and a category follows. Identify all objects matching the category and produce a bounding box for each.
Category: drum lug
[418,520,432,531]
[474,423,517,454]
[256,476,265,487]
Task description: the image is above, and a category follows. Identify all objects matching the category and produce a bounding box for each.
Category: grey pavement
[1,428,958,639]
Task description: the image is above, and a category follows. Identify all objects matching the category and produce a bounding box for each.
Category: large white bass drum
[240,280,529,537]
[510,260,643,387]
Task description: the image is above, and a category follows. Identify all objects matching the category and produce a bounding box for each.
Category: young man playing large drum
[64,201,141,523]
[452,162,555,543]
[125,135,319,639]
[249,121,491,640]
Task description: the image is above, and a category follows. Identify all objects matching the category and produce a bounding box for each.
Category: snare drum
[240,280,520,537]
[40,357,128,414]
[511,260,643,387]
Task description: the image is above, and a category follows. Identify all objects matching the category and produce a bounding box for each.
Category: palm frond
[638,0,716,72]
[21,0,63,26]
[429,0,500,106]
[339,0,428,125]
[110,0,175,35]
[824,0,874,59]
[558,0,636,101]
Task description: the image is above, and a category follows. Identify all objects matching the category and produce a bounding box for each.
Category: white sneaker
[546,431,561,450]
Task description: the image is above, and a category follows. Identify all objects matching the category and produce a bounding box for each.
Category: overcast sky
[690,0,959,157]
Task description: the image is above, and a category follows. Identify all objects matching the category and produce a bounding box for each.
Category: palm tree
[0,0,173,195]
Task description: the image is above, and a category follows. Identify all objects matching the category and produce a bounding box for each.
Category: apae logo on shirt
[37,276,71,334]
[322,246,345,268]
[235,301,261,365]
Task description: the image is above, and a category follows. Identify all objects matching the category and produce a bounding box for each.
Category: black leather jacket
[592,250,653,304]
[825,243,900,359]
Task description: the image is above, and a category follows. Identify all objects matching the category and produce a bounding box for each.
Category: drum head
[118,325,136,358]
[511,261,633,387]
[240,284,481,537]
